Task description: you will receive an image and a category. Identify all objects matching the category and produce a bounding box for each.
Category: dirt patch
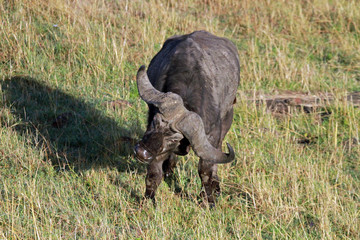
[102,100,132,111]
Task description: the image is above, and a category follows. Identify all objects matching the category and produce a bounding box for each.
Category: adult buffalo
[134,30,240,205]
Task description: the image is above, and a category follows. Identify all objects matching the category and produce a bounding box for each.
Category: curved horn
[137,65,235,164]
[175,111,235,164]
[136,65,164,106]
[136,65,184,118]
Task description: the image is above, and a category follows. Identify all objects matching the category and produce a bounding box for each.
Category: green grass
[1,0,359,238]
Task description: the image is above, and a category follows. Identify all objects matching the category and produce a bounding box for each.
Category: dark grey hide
[134,30,240,205]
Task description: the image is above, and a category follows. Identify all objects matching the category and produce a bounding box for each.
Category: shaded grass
[1,76,144,171]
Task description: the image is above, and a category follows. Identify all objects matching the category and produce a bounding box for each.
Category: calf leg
[198,159,220,206]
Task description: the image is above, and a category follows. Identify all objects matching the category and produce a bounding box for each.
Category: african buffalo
[134,30,240,205]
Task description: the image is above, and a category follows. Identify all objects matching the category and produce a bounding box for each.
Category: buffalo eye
[142,132,164,154]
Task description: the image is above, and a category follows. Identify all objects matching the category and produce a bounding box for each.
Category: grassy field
[1,0,359,238]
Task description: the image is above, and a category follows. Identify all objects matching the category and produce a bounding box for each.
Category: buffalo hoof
[141,195,156,207]
[199,200,216,209]
[198,191,216,209]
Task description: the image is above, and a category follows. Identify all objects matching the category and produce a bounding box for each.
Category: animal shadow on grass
[1,76,145,202]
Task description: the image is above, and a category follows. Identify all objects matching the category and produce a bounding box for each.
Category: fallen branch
[239,91,360,114]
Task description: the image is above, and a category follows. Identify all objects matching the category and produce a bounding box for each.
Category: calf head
[134,65,235,164]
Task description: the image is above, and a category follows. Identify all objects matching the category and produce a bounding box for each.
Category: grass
[0,0,359,238]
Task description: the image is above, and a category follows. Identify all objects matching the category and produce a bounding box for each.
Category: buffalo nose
[134,143,153,163]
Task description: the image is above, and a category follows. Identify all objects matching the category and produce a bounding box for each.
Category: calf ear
[175,111,235,164]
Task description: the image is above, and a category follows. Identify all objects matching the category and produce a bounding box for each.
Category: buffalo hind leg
[198,159,220,207]
[163,153,183,194]
[162,153,178,178]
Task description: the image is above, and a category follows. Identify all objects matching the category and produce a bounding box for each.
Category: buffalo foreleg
[198,159,220,206]
[145,160,164,202]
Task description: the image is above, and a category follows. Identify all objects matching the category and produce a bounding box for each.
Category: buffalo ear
[152,114,165,130]
[152,114,161,129]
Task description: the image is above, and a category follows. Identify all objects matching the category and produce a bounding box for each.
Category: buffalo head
[134,112,188,163]
[134,65,234,164]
